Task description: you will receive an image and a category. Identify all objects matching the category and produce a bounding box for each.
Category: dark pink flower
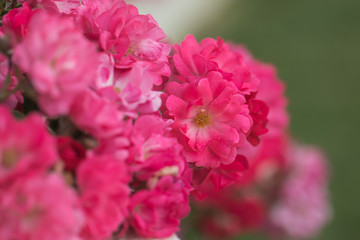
[164,71,252,168]
[1,2,36,42]
[56,136,86,173]
[77,155,130,239]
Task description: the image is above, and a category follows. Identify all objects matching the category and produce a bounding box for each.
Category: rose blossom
[77,155,130,239]
[97,62,163,114]
[0,106,57,184]
[1,2,36,43]
[79,0,170,85]
[129,175,190,238]
[69,89,126,140]
[128,115,185,181]
[268,144,331,239]
[12,10,99,117]
[164,71,252,168]
[0,173,84,240]
[172,34,259,94]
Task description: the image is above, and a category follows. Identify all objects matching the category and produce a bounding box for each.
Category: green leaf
[12,110,25,119]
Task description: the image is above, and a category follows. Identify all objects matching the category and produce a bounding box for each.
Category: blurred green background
[193,0,360,239]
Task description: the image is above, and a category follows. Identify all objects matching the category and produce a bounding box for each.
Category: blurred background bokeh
[132,0,360,239]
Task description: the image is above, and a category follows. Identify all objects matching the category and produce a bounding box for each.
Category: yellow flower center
[194,110,211,127]
[1,149,19,169]
[124,44,133,57]
[114,86,122,94]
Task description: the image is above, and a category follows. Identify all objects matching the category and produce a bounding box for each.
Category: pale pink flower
[97,62,163,114]
[18,0,80,15]
[0,173,84,240]
[269,144,331,239]
[12,10,99,117]
[79,0,170,85]
[95,53,115,89]
[77,155,130,239]
[47,0,81,15]
[164,71,252,168]
[0,106,57,184]
[129,175,190,238]
[128,115,185,181]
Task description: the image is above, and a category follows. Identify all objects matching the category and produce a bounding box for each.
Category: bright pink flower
[0,173,84,240]
[69,89,131,161]
[56,136,86,173]
[268,144,331,239]
[129,175,190,238]
[164,71,252,168]
[12,10,99,117]
[171,36,271,148]
[79,0,170,85]
[69,89,126,140]
[0,54,23,110]
[0,106,57,184]
[172,35,259,94]
[77,155,130,239]
[1,3,36,42]
[128,115,185,181]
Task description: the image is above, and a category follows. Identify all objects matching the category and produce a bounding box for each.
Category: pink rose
[77,155,130,239]
[0,173,84,240]
[129,176,190,238]
[12,10,99,117]
[164,71,252,168]
[0,106,57,184]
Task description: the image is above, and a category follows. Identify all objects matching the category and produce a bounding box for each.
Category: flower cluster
[0,1,331,240]
[187,52,331,239]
